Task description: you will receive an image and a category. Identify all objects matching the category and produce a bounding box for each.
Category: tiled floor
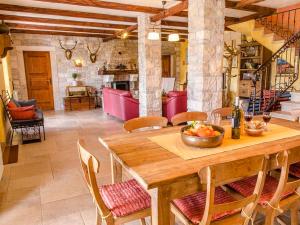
[0,110,295,225]
[0,110,135,225]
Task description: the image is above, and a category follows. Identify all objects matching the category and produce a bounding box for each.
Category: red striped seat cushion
[172,187,239,224]
[100,179,151,217]
[290,163,300,178]
[227,175,293,205]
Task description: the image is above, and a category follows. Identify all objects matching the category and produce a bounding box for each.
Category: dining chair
[170,154,269,225]
[77,139,151,225]
[123,116,168,133]
[211,107,232,118]
[227,148,300,225]
[171,112,208,126]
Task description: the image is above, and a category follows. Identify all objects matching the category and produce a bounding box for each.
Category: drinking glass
[244,111,253,123]
[263,112,272,131]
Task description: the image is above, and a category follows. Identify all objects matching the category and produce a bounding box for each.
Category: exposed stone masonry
[188,0,225,112]
[138,14,162,116]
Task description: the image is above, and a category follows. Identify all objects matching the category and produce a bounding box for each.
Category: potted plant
[71,73,80,86]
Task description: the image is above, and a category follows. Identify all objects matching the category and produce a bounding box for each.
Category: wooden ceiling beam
[32,0,162,14]
[32,0,190,18]
[10,28,187,42]
[10,29,110,38]
[226,0,275,14]
[6,23,116,34]
[0,14,128,29]
[151,0,188,22]
[104,0,188,42]
[0,4,137,23]
[236,0,265,8]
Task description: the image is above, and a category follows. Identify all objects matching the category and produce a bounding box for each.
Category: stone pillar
[188,0,225,112]
[138,14,162,116]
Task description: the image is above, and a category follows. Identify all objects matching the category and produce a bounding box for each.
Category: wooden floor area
[0,109,298,225]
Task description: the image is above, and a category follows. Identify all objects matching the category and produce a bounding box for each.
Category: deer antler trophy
[87,40,101,63]
[59,40,77,60]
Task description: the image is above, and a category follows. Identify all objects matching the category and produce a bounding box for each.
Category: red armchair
[162,91,187,122]
[102,88,139,121]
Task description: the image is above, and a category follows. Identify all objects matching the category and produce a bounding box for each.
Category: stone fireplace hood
[106,40,136,70]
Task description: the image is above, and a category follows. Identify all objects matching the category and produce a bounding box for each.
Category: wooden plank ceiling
[0,0,276,41]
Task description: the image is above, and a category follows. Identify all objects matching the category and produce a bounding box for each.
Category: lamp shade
[168,33,179,42]
[147,31,160,40]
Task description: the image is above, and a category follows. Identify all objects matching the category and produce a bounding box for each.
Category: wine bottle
[232,97,241,139]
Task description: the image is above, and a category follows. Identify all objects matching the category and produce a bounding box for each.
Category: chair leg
[10,129,14,146]
[42,125,46,140]
[140,218,146,225]
[290,207,298,225]
[264,209,276,225]
[96,210,102,225]
[170,212,175,225]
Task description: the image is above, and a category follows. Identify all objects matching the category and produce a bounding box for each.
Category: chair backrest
[77,139,111,219]
[211,107,232,118]
[123,116,168,132]
[198,154,269,225]
[267,146,300,209]
[171,111,208,126]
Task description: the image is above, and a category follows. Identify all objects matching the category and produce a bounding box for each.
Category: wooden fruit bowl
[181,124,225,148]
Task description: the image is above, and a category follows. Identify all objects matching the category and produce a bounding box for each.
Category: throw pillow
[8,106,36,120]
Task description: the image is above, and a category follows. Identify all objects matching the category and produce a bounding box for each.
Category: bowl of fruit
[181,122,224,148]
[244,121,265,137]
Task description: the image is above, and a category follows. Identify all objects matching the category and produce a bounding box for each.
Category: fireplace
[112,81,130,91]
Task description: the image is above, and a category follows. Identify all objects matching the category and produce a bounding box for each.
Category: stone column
[138,14,162,116]
[188,0,225,112]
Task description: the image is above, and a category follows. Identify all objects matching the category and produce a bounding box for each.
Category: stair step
[271,111,299,121]
[281,101,300,111]
[291,92,300,102]
[273,34,285,41]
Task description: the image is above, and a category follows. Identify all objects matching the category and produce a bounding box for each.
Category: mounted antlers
[59,40,77,60]
[87,40,101,63]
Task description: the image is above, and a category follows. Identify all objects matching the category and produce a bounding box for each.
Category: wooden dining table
[99,118,300,225]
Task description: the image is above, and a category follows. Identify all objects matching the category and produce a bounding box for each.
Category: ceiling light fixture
[120,31,129,39]
[168,33,180,42]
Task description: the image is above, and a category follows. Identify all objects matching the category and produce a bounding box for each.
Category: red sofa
[162,91,187,122]
[102,87,139,121]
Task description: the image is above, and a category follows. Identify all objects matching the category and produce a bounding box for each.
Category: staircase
[229,8,300,117]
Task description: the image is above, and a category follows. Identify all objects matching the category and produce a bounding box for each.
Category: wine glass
[263,112,272,131]
[244,111,253,123]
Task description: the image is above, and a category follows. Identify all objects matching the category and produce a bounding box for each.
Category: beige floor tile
[3,187,41,205]
[40,173,88,204]
[10,161,52,180]
[0,202,42,225]
[43,212,85,225]
[41,194,93,222]
[8,173,53,190]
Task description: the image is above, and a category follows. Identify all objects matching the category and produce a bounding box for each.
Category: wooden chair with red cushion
[171,112,208,126]
[227,148,300,225]
[77,139,151,225]
[211,107,232,119]
[123,116,168,133]
[170,154,269,225]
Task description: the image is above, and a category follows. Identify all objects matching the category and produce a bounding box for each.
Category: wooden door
[162,55,171,77]
[23,51,54,110]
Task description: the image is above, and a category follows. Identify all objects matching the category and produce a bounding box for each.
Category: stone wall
[10,33,181,110]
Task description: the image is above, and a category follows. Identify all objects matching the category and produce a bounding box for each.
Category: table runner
[148,124,300,160]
